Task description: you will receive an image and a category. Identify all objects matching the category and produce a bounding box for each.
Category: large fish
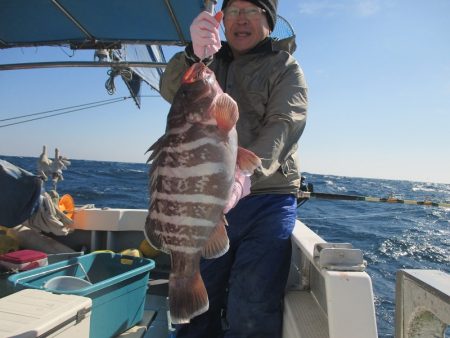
[144,62,260,324]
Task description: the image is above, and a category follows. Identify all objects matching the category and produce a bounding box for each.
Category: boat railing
[395,269,450,338]
[284,220,378,338]
[70,207,148,251]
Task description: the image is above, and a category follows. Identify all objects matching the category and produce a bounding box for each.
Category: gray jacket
[160,37,308,195]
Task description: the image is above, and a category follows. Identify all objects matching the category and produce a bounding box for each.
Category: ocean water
[298,174,450,337]
[2,155,450,337]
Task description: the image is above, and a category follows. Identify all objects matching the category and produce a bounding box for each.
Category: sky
[1,0,449,184]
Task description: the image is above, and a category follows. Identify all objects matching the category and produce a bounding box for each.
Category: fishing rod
[297,191,450,209]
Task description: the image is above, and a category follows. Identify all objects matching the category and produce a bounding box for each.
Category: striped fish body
[145,62,240,324]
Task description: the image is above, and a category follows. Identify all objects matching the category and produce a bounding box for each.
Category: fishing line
[0,98,128,128]
[0,97,130,122]
[0,94,162,128]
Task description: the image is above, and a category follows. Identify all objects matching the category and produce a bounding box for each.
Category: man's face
[223,0,271,57]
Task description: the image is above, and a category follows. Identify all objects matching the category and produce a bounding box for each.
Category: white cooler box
[0,289,92,338]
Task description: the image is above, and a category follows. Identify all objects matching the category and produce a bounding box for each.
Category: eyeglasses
[223,6,266,20]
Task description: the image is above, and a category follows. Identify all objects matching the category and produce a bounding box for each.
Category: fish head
[180,62,219,125]
[182,62,213,84]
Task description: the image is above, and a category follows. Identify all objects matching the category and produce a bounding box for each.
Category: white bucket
[44,276,92,291]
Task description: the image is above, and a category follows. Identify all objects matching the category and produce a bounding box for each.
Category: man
[160,0,307,336]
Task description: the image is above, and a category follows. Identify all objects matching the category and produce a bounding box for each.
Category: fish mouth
[182,62,207,84]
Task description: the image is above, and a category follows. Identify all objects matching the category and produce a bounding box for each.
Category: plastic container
[44,275,93,291]
[0,289,92,337]
[0,249,48,271]
[8,252,155,338]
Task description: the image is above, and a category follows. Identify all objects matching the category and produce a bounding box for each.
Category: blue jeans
[176,194,297,338]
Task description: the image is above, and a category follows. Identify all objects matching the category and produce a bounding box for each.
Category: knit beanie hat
[221,0,278,31]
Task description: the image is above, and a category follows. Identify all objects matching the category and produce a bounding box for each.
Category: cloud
[298,1,345,16]
[356,0,381,16]
[298,0,382,17]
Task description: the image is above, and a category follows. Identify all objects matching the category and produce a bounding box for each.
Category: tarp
[0,0,207,103]
[0,0,204,49]
[0,1,296,106]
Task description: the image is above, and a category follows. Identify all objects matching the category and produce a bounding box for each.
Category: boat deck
[140,270,173,338]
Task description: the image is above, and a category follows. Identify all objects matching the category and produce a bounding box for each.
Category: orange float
[58,194,75,219]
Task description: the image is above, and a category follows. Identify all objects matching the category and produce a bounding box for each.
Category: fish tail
[169,271,209,324]
[202,217,229,259]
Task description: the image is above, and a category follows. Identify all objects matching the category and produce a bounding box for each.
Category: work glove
[224,168,251,214]
[25,192,73,236]
[51,148,71,188]
[190,11,223,59]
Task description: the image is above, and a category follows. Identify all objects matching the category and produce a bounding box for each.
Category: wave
[3,155,449,337]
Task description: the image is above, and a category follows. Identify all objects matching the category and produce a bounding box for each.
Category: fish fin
[237,147,262,174]
[202,217,229,259]
[214,93,239,132]
[169,271,209,324]
[146,135,166,163]
[144,215,164,251]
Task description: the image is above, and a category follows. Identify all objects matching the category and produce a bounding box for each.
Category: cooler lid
[0,289,92,336]
[0,249,48,263]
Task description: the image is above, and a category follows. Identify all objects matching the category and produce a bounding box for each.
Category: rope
[105,68,133,95]
[298,191,450,209]
[298,209,421,221]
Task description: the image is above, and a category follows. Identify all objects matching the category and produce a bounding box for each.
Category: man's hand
[224,168,251,214]
[190,11,223,59]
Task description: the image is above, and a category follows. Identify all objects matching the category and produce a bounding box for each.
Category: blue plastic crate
[9,252,155,338]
